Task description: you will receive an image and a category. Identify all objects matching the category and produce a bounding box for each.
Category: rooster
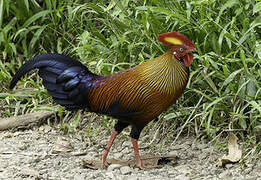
[10,32,195,169]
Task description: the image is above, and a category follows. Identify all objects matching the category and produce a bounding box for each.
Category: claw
[101,160,109,169]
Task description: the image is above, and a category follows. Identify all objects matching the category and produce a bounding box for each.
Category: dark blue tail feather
[10,53,99,110]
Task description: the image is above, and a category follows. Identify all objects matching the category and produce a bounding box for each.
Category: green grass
[0,0,260,155]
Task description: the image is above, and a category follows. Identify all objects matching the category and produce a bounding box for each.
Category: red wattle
[184,53,193,67]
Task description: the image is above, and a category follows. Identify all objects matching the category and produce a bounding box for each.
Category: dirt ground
[0,123,260,180]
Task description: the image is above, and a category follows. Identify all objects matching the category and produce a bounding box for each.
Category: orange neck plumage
[136,49,189,94]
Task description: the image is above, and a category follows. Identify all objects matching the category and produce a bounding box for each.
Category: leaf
[218,23,230,50]
[29,25,47,49]
[136,6,189,23]
[23,0,29,12]
[52,137,74,154]
[205,97,225,112]
[164,112,181,120]
[239,118,247,130]
[249,101,261,114]
[222,68,243,88]
[217,133,242,167]
[22,10,51,28]
[253,2,261,15]
[201,70,218,94]
[106,0,116,10]
[246,80,257,97]
[0,0,3,28]
[216,0,239,24]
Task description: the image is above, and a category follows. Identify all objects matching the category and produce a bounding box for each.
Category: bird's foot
[101,160,109,169]
[136,163,145,170]
[135,159,146,170]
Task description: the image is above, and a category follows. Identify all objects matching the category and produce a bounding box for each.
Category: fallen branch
[0,110,55,130]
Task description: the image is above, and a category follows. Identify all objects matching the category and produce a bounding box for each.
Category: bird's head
[158,32,196,67]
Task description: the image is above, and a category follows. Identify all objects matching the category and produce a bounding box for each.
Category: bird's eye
[179,48,184,52]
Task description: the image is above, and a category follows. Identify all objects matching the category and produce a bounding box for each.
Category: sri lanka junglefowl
[10,32,195,169]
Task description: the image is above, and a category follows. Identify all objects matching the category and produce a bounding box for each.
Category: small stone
[244,168,252,174]
[43,125,52,133]
[87,151,96,157]
[219,170,231,179]
[173,144,190,150]
[114,152,122,159]
[246,163,254,168]
[105,172,115,179]
[225,164,233,169]
[120,166,132,175]
[202,147,213,153]
[256,172,261,177]
[175,174,190,180]
[122,141,132,148]
[1,132,14,138]
[198,153,207,160]
[168,150,178,156]
[73,174,85,180]
[13,131,23,137]
[175,165,191,174]
[200,169,209,176]
[42,174,49,179]
[107,164,122,171]
[245,176,257,180]
[168,169,177,175]
[20,168,39,177]
[124,176,138,180]
[197,143,208,150]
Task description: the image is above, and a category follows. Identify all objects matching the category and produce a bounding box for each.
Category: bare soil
[0,122,260,180]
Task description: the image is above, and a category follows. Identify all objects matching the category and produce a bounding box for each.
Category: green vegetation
[0,0,260,152]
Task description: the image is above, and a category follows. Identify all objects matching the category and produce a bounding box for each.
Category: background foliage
[0,0,260,150]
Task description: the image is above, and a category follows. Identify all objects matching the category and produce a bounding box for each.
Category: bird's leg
[131,138,144,169]
[102,121,129,168]
[102,130,118,168]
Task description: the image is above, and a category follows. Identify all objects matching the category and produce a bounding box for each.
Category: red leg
[131,138,144,169]
[102,130,118,168]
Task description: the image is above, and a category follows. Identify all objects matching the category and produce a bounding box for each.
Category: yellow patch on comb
[164,37,183,45]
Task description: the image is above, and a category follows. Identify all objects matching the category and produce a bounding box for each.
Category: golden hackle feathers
[88,49,189,123]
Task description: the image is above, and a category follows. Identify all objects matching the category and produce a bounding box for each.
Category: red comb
[158,32,195,48]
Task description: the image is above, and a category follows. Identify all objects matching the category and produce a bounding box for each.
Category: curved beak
[189,47,196,52]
